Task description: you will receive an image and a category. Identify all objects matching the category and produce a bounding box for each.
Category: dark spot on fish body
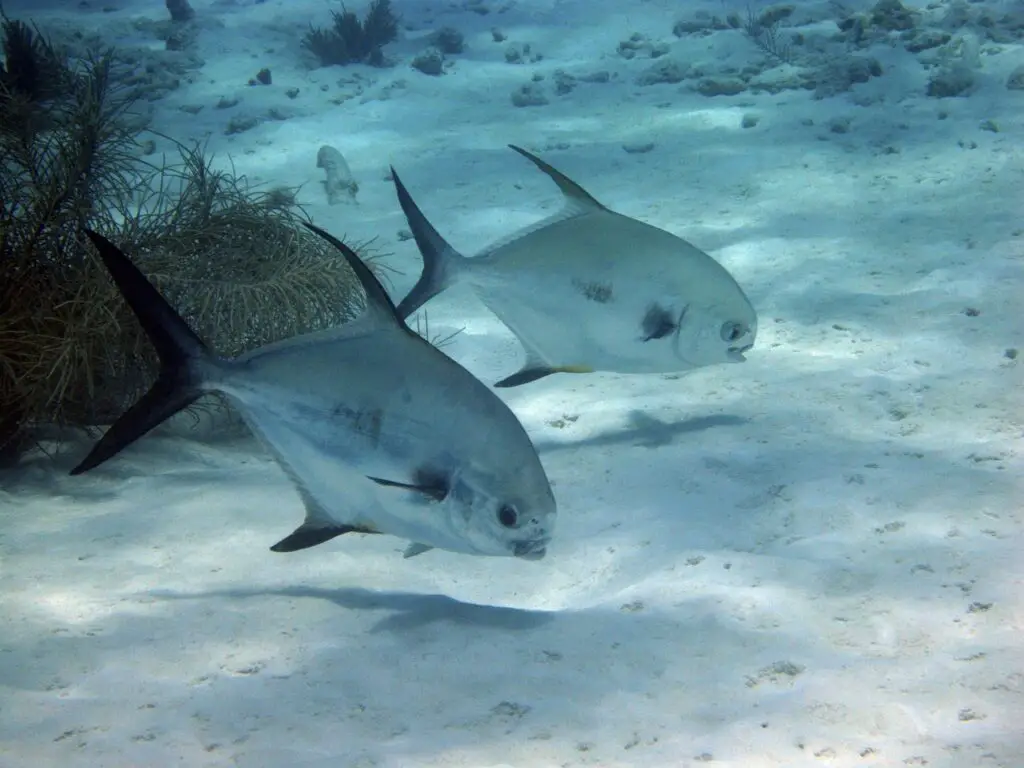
[361,408,384,445]
[412,465,450,500]
[641,303,679,341]
[329,403,385,445]
[572,278,614,304]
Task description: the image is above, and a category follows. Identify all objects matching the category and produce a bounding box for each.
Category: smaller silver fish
[393,145,758,387]
[72,226,556,561]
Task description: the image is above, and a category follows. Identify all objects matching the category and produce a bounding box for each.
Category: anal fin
[494,322,594,388]
[271,523,373,553]
[403,542,434,558]
[495,367,557,388]
[271,471,377,553]
[495,363,593,388]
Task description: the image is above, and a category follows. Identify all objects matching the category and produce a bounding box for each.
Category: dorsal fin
[472,146,609,259]
[507,144,607,212]
[301,222,406,330]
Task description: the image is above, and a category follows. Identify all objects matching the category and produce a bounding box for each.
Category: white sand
[1,0,1022,766]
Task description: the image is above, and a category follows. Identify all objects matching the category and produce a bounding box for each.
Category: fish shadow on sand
[149,585,555,634]
[1,453,121,502]
[535,410,746,453]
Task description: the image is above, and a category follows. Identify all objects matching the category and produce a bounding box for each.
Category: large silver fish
[71,226,556,561]
[393,145,758,387]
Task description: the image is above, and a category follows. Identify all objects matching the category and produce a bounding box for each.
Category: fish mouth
[728,344,753,362]
[513,538,550,561]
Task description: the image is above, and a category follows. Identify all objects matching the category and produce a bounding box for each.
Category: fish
[392,145,758,387]
[71,226,556,561]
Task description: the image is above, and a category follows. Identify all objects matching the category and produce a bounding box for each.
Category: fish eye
[721,322,744,343]
[497,504,518,528]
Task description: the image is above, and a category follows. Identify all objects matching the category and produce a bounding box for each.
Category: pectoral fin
[367,474,448,502]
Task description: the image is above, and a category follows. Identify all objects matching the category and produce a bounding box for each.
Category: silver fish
[71,226,556,561]
[393,145,758,387]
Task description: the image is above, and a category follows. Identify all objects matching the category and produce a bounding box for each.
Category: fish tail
[70,229,217,475]
[390,166,466,319]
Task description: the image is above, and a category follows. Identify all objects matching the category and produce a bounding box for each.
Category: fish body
[394,145,758,387]
[72,226,556,561]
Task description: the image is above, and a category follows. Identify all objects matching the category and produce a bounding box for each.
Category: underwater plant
[0,11,147,463]
[412,311,464,350]
[741,3,794,65]
[0,12,381,465]
[0,11,69,105]
[302,0,399,68]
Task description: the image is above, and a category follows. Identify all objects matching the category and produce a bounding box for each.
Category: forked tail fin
[390,166,466,319]
[70,229,213,475]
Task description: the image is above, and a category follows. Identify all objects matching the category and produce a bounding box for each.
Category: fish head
[639,281,757,369]
[680,294,757,367]
[443,459,557,561]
